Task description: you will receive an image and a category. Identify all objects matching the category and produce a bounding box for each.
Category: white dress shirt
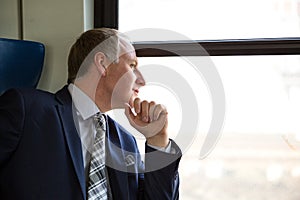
[68,84,175,178]
[68,84,100,178]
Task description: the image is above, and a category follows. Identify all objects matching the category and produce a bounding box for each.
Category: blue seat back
[0,38,45,95]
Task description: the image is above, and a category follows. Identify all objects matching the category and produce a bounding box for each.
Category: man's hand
[125,98,169,147]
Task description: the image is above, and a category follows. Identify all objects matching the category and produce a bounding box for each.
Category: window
[119,0,300,40]
[108,55,300,199]
[95,0,300,199]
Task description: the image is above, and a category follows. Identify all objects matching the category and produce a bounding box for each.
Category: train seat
[0,38,45,95]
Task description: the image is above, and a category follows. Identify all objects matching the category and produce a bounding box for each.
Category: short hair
[68,28,125,84]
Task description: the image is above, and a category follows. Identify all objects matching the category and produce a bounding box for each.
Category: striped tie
[87,113,108,200]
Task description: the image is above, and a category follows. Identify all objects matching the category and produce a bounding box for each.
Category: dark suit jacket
[0,86,181,200]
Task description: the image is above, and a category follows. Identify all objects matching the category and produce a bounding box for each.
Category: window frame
[94,0,118,29]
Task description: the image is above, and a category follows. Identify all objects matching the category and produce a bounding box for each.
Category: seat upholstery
[0,38,45,95]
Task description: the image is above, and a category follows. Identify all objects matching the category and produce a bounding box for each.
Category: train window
[96,0,300,199]
[106,55,300,199]
[119,0,300,40]
[131,55,300,200]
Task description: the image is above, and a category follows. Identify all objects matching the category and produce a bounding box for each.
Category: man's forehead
[119,38,135,53]
[120,51,137,62]
[112,34,137,62]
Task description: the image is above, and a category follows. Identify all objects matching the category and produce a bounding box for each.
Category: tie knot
[94,112,106,132]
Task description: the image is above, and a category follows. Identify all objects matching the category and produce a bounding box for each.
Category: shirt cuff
[147,140,177,154]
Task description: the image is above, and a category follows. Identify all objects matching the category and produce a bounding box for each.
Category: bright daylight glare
[116,0,300,199]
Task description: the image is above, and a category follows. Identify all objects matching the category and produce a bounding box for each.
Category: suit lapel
[55,86,86,200]
[55,86,133,200]
[106,117,130,199]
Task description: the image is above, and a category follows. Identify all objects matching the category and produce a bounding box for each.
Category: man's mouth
[133,89,139,95]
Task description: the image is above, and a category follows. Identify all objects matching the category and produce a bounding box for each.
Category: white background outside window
[118,1,300,199]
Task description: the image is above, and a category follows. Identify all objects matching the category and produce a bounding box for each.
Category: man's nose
[135,70,146,86]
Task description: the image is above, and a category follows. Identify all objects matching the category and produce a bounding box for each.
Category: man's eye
[130,64,136,70]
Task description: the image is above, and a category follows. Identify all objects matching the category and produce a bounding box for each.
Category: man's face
[106,50,145,109]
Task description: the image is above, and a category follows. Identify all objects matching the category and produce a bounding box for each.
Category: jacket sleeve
[0,89,24,168]
[139,140,182,200]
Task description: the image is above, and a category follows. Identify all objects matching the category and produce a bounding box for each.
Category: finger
[147,112,168,138]
[153,104,167,121]
[124,103,135,125]
[133,98,141,114]
[141,100,149,122]
[148,101,156,122]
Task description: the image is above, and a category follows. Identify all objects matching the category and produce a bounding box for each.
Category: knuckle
[157,104,163,109]
[134,98,140,104]
[149,101,156,106]
[141,100,148,106]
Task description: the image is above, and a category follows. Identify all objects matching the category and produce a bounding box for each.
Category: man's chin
[111,100,134,110]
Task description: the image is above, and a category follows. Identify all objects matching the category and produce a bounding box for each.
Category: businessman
[0,28,181,200]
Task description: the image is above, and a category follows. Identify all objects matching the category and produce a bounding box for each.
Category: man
[0,28,181,200]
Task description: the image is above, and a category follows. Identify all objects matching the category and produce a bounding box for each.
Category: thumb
[124,103,135,125]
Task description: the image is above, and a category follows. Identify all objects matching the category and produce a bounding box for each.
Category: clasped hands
[125,98,169,148]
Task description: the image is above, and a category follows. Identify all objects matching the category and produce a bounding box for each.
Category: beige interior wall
[23,0,83,92]
[0,0,20,39]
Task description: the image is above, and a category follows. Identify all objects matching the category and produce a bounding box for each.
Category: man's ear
[94,52,107,75]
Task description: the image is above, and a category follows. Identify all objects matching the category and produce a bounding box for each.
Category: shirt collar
[68,84,100,120]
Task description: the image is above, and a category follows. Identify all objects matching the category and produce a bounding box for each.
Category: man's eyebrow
[132,59,138,66]
[126,52,138,63]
